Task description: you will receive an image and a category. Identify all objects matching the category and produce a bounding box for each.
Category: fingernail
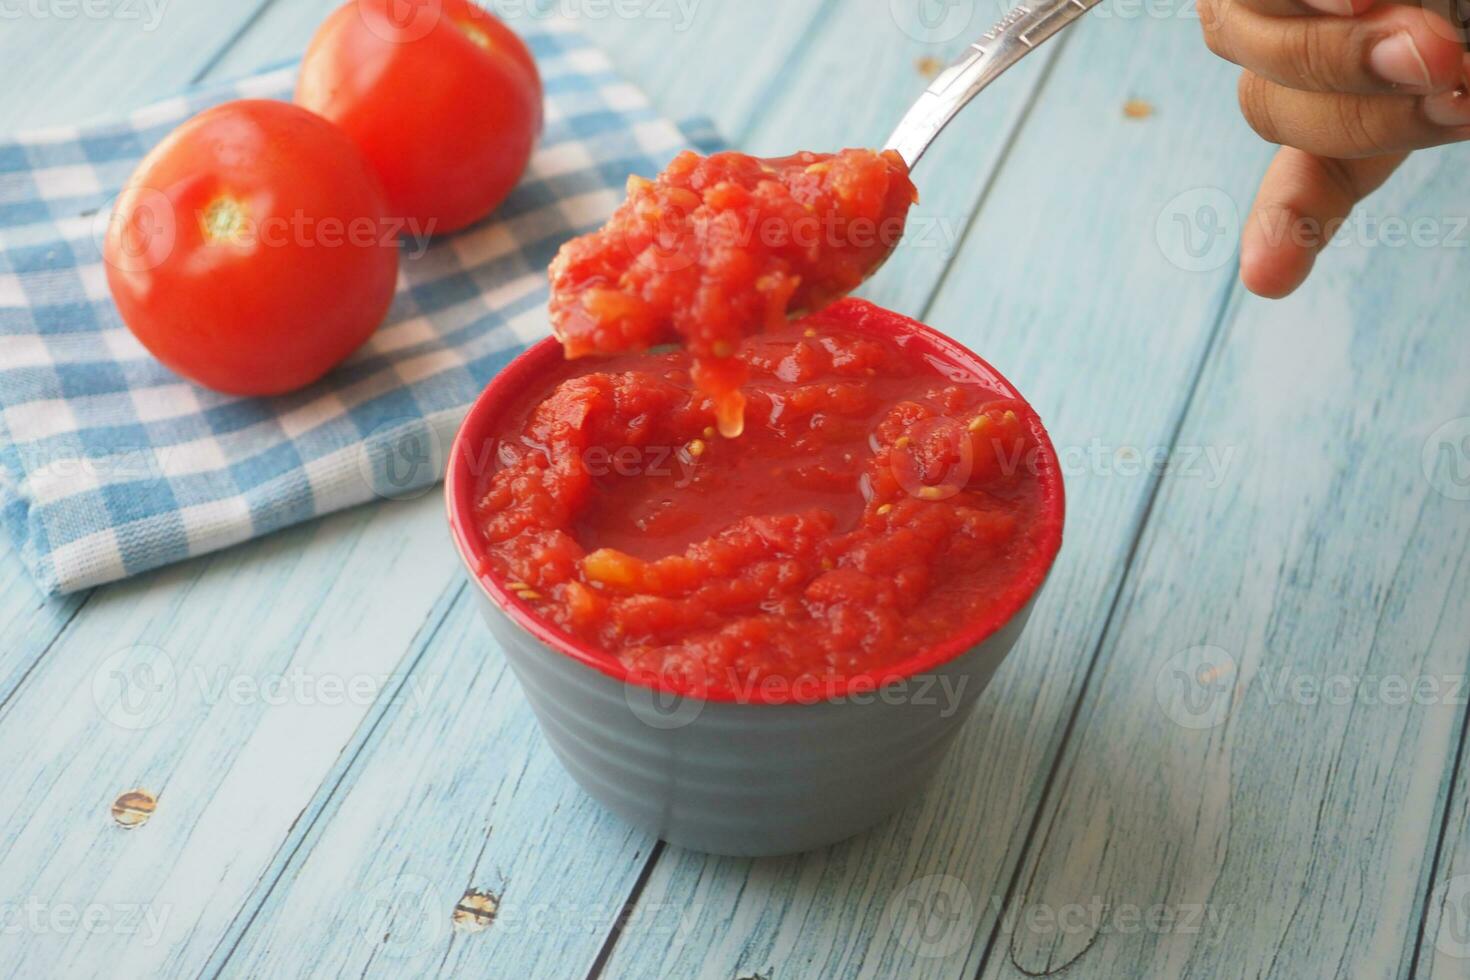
[1368,33,1432,89]
[1423,82,1470,126]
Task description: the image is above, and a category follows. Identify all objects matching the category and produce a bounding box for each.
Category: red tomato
[295,0,544,235]
[104,99,400,396]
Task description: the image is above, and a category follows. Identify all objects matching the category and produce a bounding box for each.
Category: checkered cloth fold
[0,21,720,595]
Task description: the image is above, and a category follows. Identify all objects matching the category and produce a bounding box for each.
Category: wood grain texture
[0,548,84,710]
[574,0,832,142]
[0,494,465,977]
[1,1,1467,978]
[144,7,1082,979]
[1424,749,1470,979]
[0,0,279,724]
[215,587,660,980]
[599,10,1279,978]
[974,146,1470,979]
[0,0,276,131]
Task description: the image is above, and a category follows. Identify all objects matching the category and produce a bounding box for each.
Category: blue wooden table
[3,2,1469,977]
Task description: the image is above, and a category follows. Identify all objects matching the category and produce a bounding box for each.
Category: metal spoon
[884,0,1104,167]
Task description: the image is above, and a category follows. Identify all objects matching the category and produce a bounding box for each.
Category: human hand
[1199,0,1470,296]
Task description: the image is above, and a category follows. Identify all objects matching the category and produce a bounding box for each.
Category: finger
[1240,146,1406,297]
[1238,70,1470,157]
[1219,0,1377,23]
[1204,4,1468,94]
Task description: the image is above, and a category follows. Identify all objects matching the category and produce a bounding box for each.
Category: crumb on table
[1123,99,1154,119]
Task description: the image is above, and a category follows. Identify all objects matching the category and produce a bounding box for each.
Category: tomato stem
[199,195,249,247]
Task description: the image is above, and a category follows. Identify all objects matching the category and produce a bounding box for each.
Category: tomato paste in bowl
[447,298,1063,855]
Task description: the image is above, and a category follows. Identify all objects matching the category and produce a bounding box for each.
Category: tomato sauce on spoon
[548,148,917,436]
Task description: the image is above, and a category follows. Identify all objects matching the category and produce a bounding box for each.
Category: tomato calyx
[199,194,251,248]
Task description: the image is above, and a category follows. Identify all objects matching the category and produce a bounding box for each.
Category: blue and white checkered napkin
[0,20,721,595]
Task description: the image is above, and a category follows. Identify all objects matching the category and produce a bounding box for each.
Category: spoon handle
[884,0,1104,168]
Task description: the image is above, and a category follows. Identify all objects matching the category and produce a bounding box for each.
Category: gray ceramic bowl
[446,300,1064,857]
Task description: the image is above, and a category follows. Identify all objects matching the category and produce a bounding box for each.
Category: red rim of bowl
[445,298,1066,705]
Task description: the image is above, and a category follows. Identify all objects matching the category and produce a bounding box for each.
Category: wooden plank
[0,0,275,131]
[574,1,833,141]
[199,0,340,77]
[0,0,274,816]
[1424,744,1470,978]
[974,149,1470,977]
[183,2,1060,973]
[0,0,274,724]
[599,10,1276,978]
[0,494,466,978]
[203,7,1080,976]
[0,550,83,709]
[0,3,858,975]
[214,585,662,979]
